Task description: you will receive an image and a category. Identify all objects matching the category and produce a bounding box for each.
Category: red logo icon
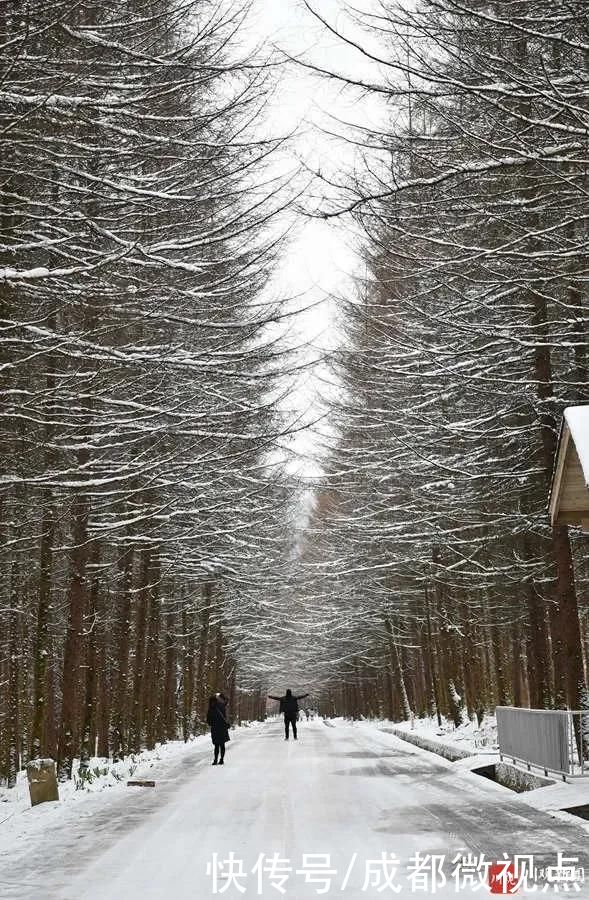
[488,861,519,894]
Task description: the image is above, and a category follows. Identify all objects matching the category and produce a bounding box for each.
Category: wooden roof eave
[548,421,570,527]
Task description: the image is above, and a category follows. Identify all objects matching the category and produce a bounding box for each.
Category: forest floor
[1,719,588,899]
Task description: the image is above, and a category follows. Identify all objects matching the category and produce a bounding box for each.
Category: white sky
[244,0,386,475]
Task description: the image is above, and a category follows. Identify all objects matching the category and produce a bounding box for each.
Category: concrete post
[27,758,59,807]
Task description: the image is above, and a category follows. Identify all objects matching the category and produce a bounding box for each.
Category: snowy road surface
[1,720,588,899]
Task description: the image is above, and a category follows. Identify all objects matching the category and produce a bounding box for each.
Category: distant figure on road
[268,689,309,740]
[207,693,230,765]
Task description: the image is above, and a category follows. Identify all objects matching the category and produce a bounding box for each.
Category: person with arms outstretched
[268,688,308,740]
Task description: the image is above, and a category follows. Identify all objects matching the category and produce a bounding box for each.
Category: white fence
[496,706,588,779]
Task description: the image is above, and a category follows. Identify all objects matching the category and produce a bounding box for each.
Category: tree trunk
[162,605,177,742]
[58,471,90,782]
[181,602,195,742]
[511,623,524,707]
[384,617,412,721]
[194,582,212,723]
[79,544,100,775]
[424,586,442,726]
[530,287,587,709]
[490,623,507,707]
[7,556,21,787]
[30,497,55,759]
[130,547,152,753]
[552,525,586,711]
[523,571,552,709]
[110,546,134,760]
[144,553,161,751]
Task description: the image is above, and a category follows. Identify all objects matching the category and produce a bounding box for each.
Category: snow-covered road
[1,720,588,899]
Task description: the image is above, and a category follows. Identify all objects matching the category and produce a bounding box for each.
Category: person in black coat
[207,694,230,765]
[268,688,309,740]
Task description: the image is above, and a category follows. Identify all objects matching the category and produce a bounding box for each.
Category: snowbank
[394,713,498,751]
[346,713,498,759]
[0,735,211,855]
[380,726,476,761]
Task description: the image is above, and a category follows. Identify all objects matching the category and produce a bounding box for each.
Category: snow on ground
[356,715,589,839]
[1,719,588,899]
[0,722,268,861]
[379,713,498,755]
[0,734,213,857]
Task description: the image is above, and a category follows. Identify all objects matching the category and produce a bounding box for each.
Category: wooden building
[549,406,589,528]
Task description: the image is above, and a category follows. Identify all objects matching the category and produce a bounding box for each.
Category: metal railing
[496,706,589,780]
